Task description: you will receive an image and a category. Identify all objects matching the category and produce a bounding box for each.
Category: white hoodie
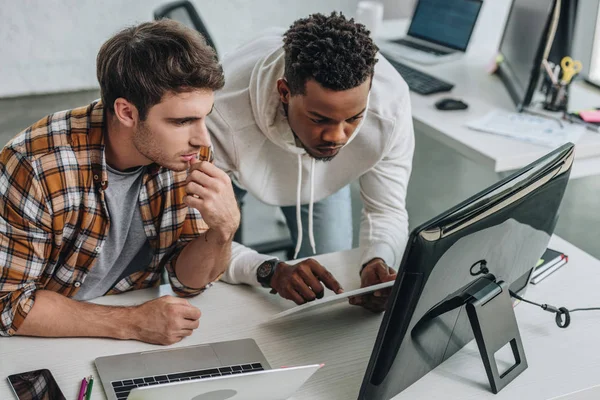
[208,31,415,286]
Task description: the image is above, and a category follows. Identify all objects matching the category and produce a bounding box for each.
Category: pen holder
[543,83,569,112]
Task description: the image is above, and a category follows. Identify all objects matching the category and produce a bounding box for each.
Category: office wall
[381,0,416,19]
[0,0,358,98]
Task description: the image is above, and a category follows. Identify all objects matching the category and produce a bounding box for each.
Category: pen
[77,377,88,400]
[85,376,94,400]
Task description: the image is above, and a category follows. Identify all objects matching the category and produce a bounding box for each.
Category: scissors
[560,56,583,84]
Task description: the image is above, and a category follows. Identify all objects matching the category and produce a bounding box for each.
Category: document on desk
[466,110,586,148]
[269,281,395,321]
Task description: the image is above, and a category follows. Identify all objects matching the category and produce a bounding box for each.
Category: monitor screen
[359,143,574,400]
[407,0,483,51]
[497,0,555,110]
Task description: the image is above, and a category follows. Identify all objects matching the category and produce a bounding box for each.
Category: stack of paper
[467,110,586,147]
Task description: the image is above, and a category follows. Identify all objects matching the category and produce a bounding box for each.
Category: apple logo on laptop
[191,389,237,400]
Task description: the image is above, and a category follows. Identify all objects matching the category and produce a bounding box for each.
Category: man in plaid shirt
[0,20,240,345]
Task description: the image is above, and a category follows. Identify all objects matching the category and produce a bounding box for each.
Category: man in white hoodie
[208,12,414,312]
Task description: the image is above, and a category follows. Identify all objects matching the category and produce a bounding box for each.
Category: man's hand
[129,296,201,345]
[270,259,344,305]
[184,159,240,244]
[349,258,396,313]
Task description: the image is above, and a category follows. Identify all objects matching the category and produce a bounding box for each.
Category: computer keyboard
[111,362,264,399]
[390,38,449,56]
[383,55,455,95]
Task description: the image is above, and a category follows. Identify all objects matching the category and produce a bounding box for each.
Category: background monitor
[358,143,574,400]
[496,0,556,111]
[407,0,483,51]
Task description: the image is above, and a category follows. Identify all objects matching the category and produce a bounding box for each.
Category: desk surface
[0,235,599,400]
[379,1,600,178]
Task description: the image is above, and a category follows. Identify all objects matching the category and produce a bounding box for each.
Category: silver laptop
[96,338,317,400]
[127,364,322,400]
[378,0,483,65]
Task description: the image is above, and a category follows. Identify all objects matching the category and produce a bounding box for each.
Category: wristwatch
[256,259,280,288]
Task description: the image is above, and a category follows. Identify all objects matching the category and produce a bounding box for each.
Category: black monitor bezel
[496,0,557,111]
[358,142,574,399]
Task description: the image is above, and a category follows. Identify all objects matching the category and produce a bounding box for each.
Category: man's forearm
[175,228,232,289]
[16,290,135,339]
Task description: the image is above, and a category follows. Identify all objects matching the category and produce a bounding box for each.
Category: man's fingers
[181,318,200,330]
[349,295,364,306]
[180,305,202,321]
[358,295,387,313]
[186,169,220,190]
[310,262,343,294]
[373,279,396,297]
[189,161,228,180]
[185,182,211,199]
[285,289,306,305]
[291,276,317,302]
[373,263,392,281]
[183,195,204,210]
[297,267,325,299]
[179,328,195,337]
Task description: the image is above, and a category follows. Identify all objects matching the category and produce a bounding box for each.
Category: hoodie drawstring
[294,154,303,259]
[293,155,317,259]
[308,158,316,254]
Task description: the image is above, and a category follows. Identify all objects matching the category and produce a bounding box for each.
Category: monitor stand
[411,275,527,394]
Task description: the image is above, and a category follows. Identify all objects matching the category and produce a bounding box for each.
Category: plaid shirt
[0,101,211,336]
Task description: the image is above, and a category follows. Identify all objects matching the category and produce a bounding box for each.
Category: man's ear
[113,98,139,128]
[276,78,291,105]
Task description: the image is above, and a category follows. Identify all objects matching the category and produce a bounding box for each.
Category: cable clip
[470,260,489,276]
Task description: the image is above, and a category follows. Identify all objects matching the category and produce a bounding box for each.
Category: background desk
[378,2,600,180]
[0,236,599,400]
[378,1,600,261]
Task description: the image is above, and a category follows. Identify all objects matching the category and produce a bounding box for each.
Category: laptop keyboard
[390,38,450,56]
[111,362,265,399]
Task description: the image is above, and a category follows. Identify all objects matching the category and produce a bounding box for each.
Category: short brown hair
[97,19,224,119]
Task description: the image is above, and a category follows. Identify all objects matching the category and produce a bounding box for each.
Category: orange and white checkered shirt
[0,101,210,336]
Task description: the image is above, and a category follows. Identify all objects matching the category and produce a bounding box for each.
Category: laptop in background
[379,0,483,65]
[95,338,320,400]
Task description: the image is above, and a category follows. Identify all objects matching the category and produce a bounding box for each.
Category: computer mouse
[435,98,469,111]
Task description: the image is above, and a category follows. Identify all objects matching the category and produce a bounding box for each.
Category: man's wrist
[256,258,280,288]
[210,226,237,245]
[114,305,139,341]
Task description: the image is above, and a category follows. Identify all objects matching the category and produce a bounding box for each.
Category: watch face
[257,262,273,279]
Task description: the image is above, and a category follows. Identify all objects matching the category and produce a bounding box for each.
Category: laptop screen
[407,0,483,51]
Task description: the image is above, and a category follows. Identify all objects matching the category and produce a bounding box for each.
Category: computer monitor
[407,0,483,52]
[358,143,574,399]
[496,0,557,111]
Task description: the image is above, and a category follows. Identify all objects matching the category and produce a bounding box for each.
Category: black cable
[509,290,600,329]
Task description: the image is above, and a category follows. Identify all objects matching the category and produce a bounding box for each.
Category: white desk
[378,0,600,179]
[0,236,599,400]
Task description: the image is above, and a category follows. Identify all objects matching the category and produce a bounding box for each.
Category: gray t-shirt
[74,164,152,301]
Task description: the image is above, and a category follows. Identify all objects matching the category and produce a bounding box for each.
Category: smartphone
[7,369,66,400]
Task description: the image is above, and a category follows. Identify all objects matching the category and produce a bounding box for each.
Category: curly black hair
[283,12,379,95]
